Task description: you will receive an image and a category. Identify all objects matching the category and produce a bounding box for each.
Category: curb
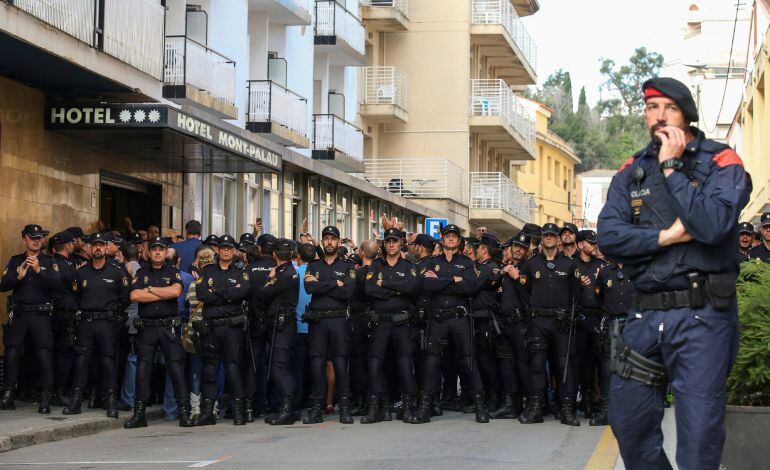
[0,408,164,453]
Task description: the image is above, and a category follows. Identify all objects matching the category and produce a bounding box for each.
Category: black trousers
[265,323,296,400]
[527,315,577,398]
[597,316,617,400]
[496,320,530,396]
[578,314,604,403]
[51,312,75,389]
[420,317,482,395]
[307,317,350,401]
[348,315,369,398]
[135,325,188,402]
[367,321,416,396]
[474,318,500,393]
[72,319,116,390]
[3,311,53,388]
[201,324,244,400]
[243,317,268,404]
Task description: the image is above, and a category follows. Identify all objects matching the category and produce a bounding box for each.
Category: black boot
[431,396,443,417]
[486,388,500,413]
[489,393,517,419]
[589,399,609,426]
[350,393,365,416]
[460,389,474,413]
[38,388,52,414]
[196,398,217,426]
[339,396,354,424]
[233,398,246,425]
[360,395,380,424]
[411,394,432,424]
[548,395,561,419]
[105,389,119,418]
[303,399,324,424]
[560,397,580,426]
[472,393,489,423]
[0,388,15,410]
[178,399,194,427]
[378,396,392,422]
[402,395,418,423]
[518,395,544,424]
[582,396,593,419]
[123,400,148,429]
[51,386,68,407]
[268,397,296,425]
[62,388,83,415]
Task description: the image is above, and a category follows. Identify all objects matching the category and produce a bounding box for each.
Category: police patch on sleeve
[519,275,527,285]
[607,279,613,288]
[575,269,581,278]
[350,269,356,279]
[410,268,416,277]
[243,272,249,281]
[82,279,88,288]
[122,277,129,287]
[366,272,374,280]
[535,271,540,279]
[208,278,214,287]
[132,277,137,284]
[53,263,59,272]
[176,272,181,280]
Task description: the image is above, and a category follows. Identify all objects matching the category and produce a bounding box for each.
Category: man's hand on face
[655,126,687,163]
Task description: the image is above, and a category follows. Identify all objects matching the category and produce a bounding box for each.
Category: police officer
[0,225,60,413]
[560,223,579,259]
[302,226,356,424]
[749,212,770,262]
[49,231,80,407]
[349,240,379,417]
[490,232,531,419]
[413,224,489,424]
[361,228,418,424]
[598,76,751,469]
[259,238,300,425]
[63,233,130,417]
[66,227,89,267]
[518,222,581,426]
[737,222,754,264]
[194,234,250,426]
[124,237,192,428]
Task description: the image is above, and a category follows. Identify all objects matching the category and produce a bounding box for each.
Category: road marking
[0,460,219,467]
[585,426,620,470]
[188,455,230,468]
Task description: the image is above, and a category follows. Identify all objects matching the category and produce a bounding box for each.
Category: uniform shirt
[350,264,371,314]
[260,262,299,318]
[195,262,250,319]
[52,253,78,312]
[304,255,355,311]
[500,260,529,314]
[76,261,130,312]
[519,252,581,309]
[130,264,183,319]
[413,255,433,311]
[248,256,277,314]
[470,258,502,313]
[364,257,416,313]
[749,242,770,262]
[595,263,633,317]
[0,253,61,305]
[294,263,310,333]
[574,255,605,310]
[736,249,750,265]
[421,252,477,311]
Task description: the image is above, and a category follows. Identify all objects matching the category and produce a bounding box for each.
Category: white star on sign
[134,110,146,123]
[119,110,131,123]
[148,110,161,123]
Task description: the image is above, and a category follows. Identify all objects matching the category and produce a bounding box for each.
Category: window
[261,173,281,236]
[352,196,364,244]
[283,172,299,239]
[211,174,236,235]
[246,183,260,233]
[336,189,350,237]
[320,182,335,229]
[547,156,552,180]
[308,178,319,236]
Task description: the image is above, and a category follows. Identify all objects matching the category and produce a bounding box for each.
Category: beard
[649,123,666,144]
[324,245,337,255]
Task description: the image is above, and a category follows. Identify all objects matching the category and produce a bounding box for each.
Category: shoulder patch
[175,272,181,280]
[366,272,374,280]
[618,156,635,172]
[713,148,743,168]
[243,272,249,281]
[350,269,356,279]
[52,263,59,272]
[519,275,527,285]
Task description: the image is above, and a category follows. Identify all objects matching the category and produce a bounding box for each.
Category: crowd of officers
[1,211,768,429]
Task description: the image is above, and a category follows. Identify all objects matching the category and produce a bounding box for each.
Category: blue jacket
[170,237,201,274]
[597,129,751,293]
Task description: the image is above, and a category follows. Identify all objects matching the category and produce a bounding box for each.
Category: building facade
[574,169,615,231]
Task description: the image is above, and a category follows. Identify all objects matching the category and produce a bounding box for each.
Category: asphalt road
[0,411,606,470]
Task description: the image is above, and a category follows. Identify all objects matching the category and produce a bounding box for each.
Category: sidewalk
[0,402,162,453]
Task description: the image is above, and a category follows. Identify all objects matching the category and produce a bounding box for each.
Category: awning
[45,104,282,173]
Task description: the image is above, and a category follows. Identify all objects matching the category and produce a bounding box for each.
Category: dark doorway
[100,173,162,235]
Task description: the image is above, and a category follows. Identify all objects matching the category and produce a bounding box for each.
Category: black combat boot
[105,389,119,418]
[560,397,580,426]
[350,393,365,416]
[548,394,561,420]
[402,395,418,423]
[472,393,490,423]
[268,397,296,425]
[303,399,324,424]
[51,385,68,407]
[378,396,392,422]
[196,398,217,426]
[486,388,500,413]
[232,398,246,425]
[518,395,544,424]
[338,396,354,424]
[62,388,83,415]
[460,389,474,413]
[360,395,380,424]
[178,399,194,427]
[38,388,52,414]
[0,388,15,410]
[589,399,609,426]
[411,394,433,424]
[489,393,516,419]
[123,400,148,429]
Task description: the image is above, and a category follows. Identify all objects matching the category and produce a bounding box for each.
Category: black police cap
[148,236,168,248]
[239,233,255,246]
[560,223,578,235]
[642,77,699,123]
[508,232,531,248]
[65,227,85,239]
[322,226,341,238]
[541,223,560,236]
[22,224,49,238]
[50,231,74,246]
[258,233,277,248]
[203,234,219,246]
[274,238,293,252]
[577,230,598,243]
[217,235,236,248]
[383,228,402,241]
[102,232,123,243]
[479,233,500,250]
[88,233,108,244]
[465,236,480,247]
[738,222,755,234]
[414,233,436,250]
[762,212,770,227]
[441,224,462,236]
[348,254,363,266]
[127,232,144,244]
[523,223,542,236]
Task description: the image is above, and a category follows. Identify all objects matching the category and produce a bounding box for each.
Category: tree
[598,47,664,116]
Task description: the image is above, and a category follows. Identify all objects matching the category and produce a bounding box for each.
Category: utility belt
[430,305,469,322]
[610,320,667,387]
[263,310,295,329]
[133,316,182,330]
[603,310,628,319]
[582,308,603,317]
[201,314,247,328]
[369,308,414,327]
[632,272,736,312]
[498,308,525,324]
[301,308,349,323]
[79,310,117,321]
[471,309,495,319]
[10,303,53,314]
[529,307,567,317]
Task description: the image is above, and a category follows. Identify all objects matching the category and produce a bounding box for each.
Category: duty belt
[498,308,525,323]
[632,290,692,311]
[11,303,53,313]
[430,306,468,321]
[371,309,412,326]
[529,308,565,317]
[80,310,116,321]
[582,308,603,317]
[134,316,182,329]
[302,308,349,322]
[471,309,494,319]
[202,314,247,328]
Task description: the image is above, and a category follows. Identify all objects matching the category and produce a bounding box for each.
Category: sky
[521,0,687,106]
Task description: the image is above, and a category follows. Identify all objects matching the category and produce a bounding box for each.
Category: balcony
[359,66,408,123]
[163,36,238,120]
[312,114,365,172]
[469,172,534,233]
[314,0,366,65]
[470,79,535,160]
[510,0,540,17]
[359,0,409,32]
[471,0,537,86]
[358,158,466,205]
[246,80,310,148]
[248,0,312,26]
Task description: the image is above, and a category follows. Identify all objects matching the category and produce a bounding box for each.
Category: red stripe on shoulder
[713,149,743,168]
[618,157,635,172]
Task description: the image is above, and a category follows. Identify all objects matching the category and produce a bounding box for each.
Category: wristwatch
[660,158,684,172]
[147,285,153,293]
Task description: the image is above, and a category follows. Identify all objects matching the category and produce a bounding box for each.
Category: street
[0,411,606,469]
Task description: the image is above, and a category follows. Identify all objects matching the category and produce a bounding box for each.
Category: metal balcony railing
[314,0,365,55]
[164,36,236,106]
[360,66,408,111]
[10,0,165,79]
[359,0,408,17]
[470,79,535,154]
[470,172,534,223]
[313,114,364,161]
[471,0,538,71]
[247,80,308,137]
[357,158,466,204]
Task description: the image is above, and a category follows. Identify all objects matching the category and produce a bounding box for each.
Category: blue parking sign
[425,218,448,240]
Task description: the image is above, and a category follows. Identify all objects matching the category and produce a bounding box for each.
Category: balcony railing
[314,0,365,55]
[10,0,165,79]
[470,79,535,154]
[360,66,408,111]
[470,172,534,222]
[471,0,538,71]
[313,114,364,160]
[358,158,466,204]
[164,36,236,106]
[247,80,308,137]
[359,0,408,17]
